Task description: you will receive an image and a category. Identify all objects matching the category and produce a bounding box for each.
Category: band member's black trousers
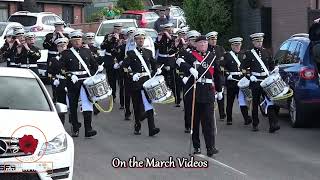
[105,67,117,99]
[192,102,216,149]
[52,79,67,124]
[174,74,183,105]
[118,71,125,107]
[67,80,92,132]
[124,75,132,116]
[226,85,250,123]
[183,87,192,130]
[251,82,277,128]
[131,89,155,131]
[217,75,226,119]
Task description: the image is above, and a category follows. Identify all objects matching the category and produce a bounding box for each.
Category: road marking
[196,154,247,177]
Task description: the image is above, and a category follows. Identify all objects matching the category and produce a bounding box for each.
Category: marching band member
[43,21,70,61]
[123,30,160,136]
[121,27,137,120]
[173,28,188,107]
[155,23,177,96]
[100,23,124,101]
[60,30,104,137]
[15,31,41,75]
[47,37,69,124]
[176,35,223,156]
[241,33,280,133]
[179,30,201,133]
[1,29,16,67]
[206,31,226,121]
[221,37,252,125]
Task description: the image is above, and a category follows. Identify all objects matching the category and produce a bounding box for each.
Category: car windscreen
[34,35,45,50]
[0,24,6,36]
[120,14,142,20]
[97,22,136,36]
[145,30,157,39]
[0,77,51,111]
[8,15,37,27]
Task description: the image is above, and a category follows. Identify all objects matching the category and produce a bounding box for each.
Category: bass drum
[125,35,155,58]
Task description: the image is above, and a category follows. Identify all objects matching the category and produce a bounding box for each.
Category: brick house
[1,0,92,24]
[233,0,320,53]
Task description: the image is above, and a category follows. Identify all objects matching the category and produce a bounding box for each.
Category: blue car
[274,33,320,127]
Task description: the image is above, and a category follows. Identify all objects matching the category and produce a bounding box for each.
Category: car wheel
[289,97,304,128]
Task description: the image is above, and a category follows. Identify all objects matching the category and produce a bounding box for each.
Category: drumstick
[152,64,165,79]
[93,62,105,76]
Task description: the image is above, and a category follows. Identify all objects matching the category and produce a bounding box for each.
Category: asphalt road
[1,63,320,180]
[66,90,320,180]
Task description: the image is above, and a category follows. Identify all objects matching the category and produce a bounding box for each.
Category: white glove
[227,74,233,80]
[217,92,223,100]
[71,75,78,84]
[189,68,198,79]
[250,75,258,82]
[133,73,140,82]
[165,66,170,71]
[98,65,104,72]
[271,66,279,74]
[53,79,60,87]
[113,63,120,69]
[182,77,189,84]
[156,68,162,75]
[119,61,123,66]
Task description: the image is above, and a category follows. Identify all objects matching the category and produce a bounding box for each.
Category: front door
[62,5,74,24]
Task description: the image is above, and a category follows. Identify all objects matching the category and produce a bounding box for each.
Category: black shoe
[149,128,160,136]
[85,130,97,137]
[175,104,181,107]
[71,128,79,137]
[119,106,124,110]
[244,117,252,125]
[207,147,219,157]
[184,128,191,133]
[252,126,259,132]
[134,130,141,135]
[220,114,226,121]
[269,125,280,133]
[226,121,232,125]
[193,148,201,154]
[134,123,141,135]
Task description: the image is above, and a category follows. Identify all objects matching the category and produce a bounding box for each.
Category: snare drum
[143,75,172,103]
[237,77,252,99]
[83,73,112,102]
[260,73,289,99]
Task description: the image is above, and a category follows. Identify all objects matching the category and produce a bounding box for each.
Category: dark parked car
[120,10,159,28]
[273,33,320,127]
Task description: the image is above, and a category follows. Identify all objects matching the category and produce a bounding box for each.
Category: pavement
[1,63,320,180]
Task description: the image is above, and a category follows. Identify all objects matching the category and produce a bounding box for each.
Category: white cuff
[176,58,185,66]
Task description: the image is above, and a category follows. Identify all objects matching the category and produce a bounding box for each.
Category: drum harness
[70,47,113,113]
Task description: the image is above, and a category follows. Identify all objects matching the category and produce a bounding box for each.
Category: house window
[0,2,8,22]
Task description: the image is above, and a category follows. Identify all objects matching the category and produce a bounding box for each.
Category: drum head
[238,77,250,88]
[143,75,165,88]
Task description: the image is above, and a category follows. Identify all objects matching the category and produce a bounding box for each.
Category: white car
[0,67,74,179]
[7,11,74,34]
[0,22,23,48]
[138,28,158,42]
[95,19,138,47]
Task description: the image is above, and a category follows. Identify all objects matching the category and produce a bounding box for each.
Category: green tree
[183,0,232,45]
[117,0,145,10]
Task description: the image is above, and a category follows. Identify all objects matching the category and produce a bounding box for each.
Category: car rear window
[8,15,37,27]
[97,22,137,36]
[0,77,50,111]
[120,13,142,20]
